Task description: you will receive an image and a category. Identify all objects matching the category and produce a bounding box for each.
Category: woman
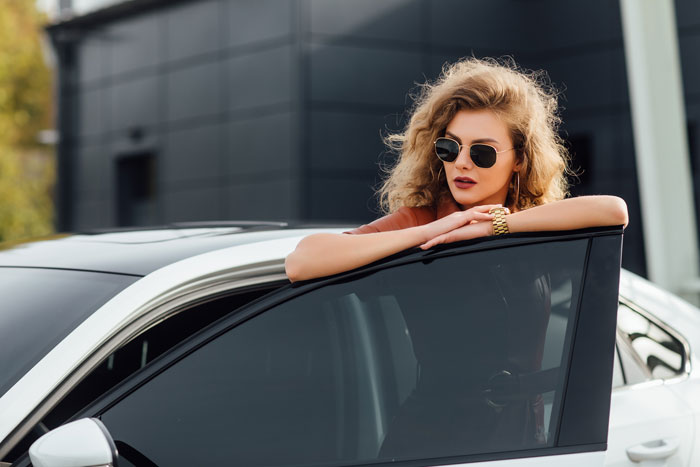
[286,57,628,282]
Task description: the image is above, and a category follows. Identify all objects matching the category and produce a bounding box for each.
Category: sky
[35,0,54,15]
[35,0,122,17]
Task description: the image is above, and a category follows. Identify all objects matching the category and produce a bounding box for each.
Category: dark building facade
[46,0,700,276]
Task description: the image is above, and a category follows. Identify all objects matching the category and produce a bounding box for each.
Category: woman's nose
[455,146,474,169]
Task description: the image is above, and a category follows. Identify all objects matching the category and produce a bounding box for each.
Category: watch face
[489,207,510,215]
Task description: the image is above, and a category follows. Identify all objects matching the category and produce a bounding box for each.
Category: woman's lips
[454,177,476,189]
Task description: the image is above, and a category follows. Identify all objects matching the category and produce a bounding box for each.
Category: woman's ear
[513,158,523,173]
[513,148,526,172]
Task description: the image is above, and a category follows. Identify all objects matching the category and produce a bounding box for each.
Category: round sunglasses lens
[435,138,459,162]
[470,144,497,168]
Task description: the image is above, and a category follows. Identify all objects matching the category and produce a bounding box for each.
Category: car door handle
[626,437,679,464]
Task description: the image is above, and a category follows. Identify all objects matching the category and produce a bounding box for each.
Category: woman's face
[442,108,519,210]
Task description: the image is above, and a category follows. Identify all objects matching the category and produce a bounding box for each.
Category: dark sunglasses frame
[434,137,515,168]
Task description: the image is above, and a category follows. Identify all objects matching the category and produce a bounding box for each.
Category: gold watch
[489,207,510,235]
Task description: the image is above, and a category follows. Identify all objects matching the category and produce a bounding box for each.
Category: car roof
[0,222,345,276]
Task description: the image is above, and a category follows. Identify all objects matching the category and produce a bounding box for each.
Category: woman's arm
[420,195,628,249]
[285,204,499,282]
[507,195,628,232]
[285,228,426,282]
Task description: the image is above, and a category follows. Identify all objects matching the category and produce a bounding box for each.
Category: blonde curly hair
[379,57,570,213]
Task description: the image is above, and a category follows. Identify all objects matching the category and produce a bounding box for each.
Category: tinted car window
[99,240,588,466]
[617,304,686,380]
[0,267,138,397]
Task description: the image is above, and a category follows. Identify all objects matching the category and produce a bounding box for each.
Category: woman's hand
[420,195,629,250]
[420,219,493,249]
[418,204,499,244]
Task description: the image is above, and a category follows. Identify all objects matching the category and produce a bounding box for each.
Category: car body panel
[607,382,693,466]
[612,270,700,466]
[664,380,700,466]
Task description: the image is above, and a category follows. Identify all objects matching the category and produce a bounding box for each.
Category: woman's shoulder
[344,205,436,235]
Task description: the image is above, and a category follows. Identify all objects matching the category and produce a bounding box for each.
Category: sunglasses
[434,137,515,168]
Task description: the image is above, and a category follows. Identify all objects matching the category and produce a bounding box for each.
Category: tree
[0,143,54,242]
[0,0,54,242]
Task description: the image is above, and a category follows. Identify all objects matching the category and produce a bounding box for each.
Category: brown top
[344,197,463,234]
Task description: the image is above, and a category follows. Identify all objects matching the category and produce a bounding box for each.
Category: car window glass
[617,304,685,380]
[5,285,282,464]
[0,268,137,398]
[98,240,588,466]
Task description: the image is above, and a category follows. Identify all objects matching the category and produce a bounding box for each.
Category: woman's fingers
[420,221,492,249]
[420,234,448,249]
[447,209,494,229]
[471,211,494,221]
[421,204,501,242]
[420,227,465,249]
[468,204,502,214]
[458,204,501,223]
[450,206,497,223]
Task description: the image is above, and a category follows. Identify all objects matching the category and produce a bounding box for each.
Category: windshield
[0,267,139,397]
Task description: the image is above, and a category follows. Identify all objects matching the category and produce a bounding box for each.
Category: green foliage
[0,0,54,242]
[0,144,54,242]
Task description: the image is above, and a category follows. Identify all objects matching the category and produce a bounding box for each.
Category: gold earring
[514,172,520,208]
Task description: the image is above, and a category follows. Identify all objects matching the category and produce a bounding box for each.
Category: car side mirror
[29,418,118,467]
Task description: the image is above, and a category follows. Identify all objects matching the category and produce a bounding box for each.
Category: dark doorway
[116,152,157,227]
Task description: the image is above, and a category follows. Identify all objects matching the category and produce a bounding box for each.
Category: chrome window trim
[617,296,692,384]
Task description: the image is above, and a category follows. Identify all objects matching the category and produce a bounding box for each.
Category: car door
[28,227,623,467]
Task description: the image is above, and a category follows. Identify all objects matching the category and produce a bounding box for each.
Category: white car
[0,223,696,467]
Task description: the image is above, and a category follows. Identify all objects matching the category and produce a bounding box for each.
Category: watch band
[489,207,510,235]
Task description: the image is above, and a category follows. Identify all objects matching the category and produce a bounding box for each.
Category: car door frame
[47,226,624,467]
